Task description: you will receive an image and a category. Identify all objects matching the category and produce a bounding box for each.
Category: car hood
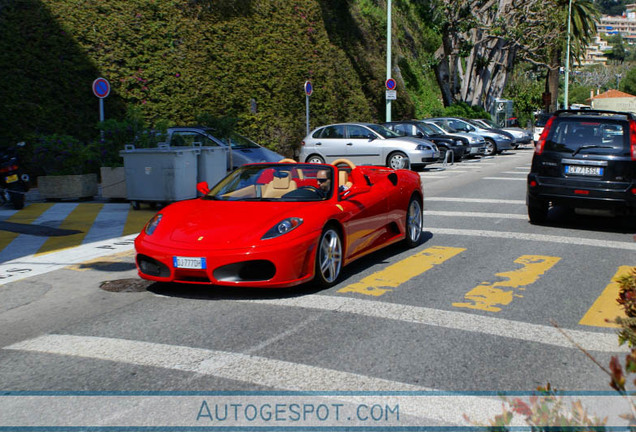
[153,199,320,248]
[386,136,435,147]
[502,127,530,137]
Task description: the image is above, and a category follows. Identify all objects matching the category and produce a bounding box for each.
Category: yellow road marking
[579,266,633,328]
[0,203,54,250]
[453,255,561,312]
[35,204,104,255]
[338,246,466,296]
[123,208,157,236]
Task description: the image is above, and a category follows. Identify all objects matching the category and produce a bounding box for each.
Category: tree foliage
[425,0,600,113]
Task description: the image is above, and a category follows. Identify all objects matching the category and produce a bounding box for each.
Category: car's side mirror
[197,181,210,195]
[367,133,376,141]
[415,132,424,138]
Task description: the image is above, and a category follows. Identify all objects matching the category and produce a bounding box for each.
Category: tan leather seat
[262,172,297,198]
[338,170,353,190]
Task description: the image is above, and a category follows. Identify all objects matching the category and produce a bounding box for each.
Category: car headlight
[144,214,162,235]
[416,144,434,151]
[262,217,303,240]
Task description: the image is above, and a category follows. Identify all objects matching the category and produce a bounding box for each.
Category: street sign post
[304,81,313,135]
[92,78,111,128]
[385,78,396,122]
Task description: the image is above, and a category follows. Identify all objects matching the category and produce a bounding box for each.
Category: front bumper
[408,149,440,166]
[135,231,320,288]
[495,138,514,150]
[467,144,486,155]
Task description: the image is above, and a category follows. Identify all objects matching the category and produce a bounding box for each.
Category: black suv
[527,109,636,224]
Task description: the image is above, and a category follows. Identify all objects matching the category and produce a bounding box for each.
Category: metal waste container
[120,144,199,209]
[195,145,229,187]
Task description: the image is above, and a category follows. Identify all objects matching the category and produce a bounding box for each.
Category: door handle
[346,142,353,146]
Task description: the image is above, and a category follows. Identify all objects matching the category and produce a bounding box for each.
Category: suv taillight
[630,119,636,161]
[535,116,555,155]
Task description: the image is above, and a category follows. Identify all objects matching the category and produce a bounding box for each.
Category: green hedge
[0,0,442,171]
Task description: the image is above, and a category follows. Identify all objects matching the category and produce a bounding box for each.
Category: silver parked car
[426,117,513,156]
[299,123,440,170]
[471,118,532,147]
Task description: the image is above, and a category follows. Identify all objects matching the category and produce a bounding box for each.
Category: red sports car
[134,158,424,288]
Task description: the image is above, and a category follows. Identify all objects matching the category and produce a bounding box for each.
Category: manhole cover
[100,279,153,293]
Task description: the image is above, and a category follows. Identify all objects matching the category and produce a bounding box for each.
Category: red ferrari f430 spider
[134,158,424,288]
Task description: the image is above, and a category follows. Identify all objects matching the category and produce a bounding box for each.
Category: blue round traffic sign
[92,77,111,99]
[304,80,313,96]
[385,78,396,90]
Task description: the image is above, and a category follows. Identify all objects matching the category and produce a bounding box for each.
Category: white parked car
[299,123,440,170]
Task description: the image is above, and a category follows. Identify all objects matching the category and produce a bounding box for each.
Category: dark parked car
[527,109,636,224]
[382,121,468,162]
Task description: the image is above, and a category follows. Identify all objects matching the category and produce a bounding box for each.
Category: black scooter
[0,141,30,210]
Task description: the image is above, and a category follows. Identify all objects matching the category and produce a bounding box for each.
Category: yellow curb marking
[579,266,633,328]
[338,246,466,296]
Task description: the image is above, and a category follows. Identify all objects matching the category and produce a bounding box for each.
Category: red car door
[337,168,392,262]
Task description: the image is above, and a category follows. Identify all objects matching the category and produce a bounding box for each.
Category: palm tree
[545,0,600,112]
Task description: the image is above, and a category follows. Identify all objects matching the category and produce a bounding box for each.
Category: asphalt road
[0,146,634,428]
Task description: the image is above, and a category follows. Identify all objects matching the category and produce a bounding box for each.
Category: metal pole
[99,98,105,140]
[564,0,572,110]
[306,94,310,135]
[386,0,392,122]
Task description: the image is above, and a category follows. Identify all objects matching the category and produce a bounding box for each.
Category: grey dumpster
[195,145,229,187]
[120,145,199,209]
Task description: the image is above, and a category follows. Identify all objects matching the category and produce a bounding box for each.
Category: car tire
[528,196,549,225]
[387,151,410,170]
[404,196,423,248]
[484,139,497,156]
[306,155,325,164]
[314,226,343,288]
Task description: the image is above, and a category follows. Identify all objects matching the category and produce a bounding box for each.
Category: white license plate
[173,256,206,269]
[565,165,603,176]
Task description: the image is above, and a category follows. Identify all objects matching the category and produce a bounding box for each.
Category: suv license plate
[173,256,206,269]
[5,174,17,183]
[565,165,603,176]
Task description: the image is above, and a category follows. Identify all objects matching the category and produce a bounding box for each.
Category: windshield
[430,120,457,133]
[206,130,261,149]
[477,118,498,128]
[422,122,446,134]
[416,122,438,135]
[366,124,402,139]
[205,164,335,201]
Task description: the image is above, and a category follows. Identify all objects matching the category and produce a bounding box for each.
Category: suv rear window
[544,118,628,156]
